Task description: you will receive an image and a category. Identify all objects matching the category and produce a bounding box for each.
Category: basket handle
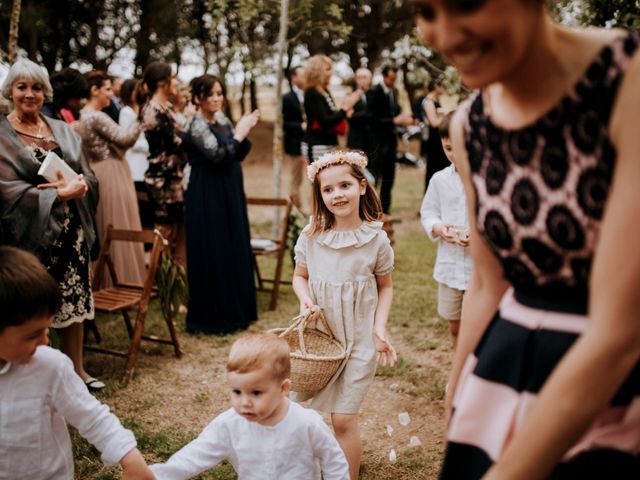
[279,310,331,357]
[297,310,331,356]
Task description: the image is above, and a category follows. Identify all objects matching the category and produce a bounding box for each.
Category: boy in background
[0,246,153,479]
[420,111,473,348]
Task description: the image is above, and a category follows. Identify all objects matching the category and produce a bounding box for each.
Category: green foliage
[286,210,306,265]
[155,250,189,324]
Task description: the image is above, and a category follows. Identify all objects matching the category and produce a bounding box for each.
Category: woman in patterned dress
[0,59,103,390]
[140,62,187,263]
[77,70,146,288]
[413,1,640,478]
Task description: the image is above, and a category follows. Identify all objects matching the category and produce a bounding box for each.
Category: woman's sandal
[85,377,106,392]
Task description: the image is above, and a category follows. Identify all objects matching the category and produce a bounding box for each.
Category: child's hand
[300,299,321,323]
[373,328,397,367]
[434,223,456,244]
[120,448,155,480]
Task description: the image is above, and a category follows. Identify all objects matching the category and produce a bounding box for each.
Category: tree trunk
[8,0,22,64]
[249,74,258,112]
[272,0,289,227]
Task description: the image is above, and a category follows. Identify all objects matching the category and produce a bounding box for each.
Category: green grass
[67,166,448,479]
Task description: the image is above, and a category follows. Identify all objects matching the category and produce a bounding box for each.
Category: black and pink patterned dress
[440,31,640,479]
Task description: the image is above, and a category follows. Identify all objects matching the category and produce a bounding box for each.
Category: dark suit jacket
[347,91,372,155]
[282,90,305,156]
[368,83,401,161]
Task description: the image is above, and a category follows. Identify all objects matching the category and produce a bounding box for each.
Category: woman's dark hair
[142,61,172,94]
[49,68,89,108]
[84,70,110,98]
[0,246,61,333]
[190,74,224,106]
[120,78,137,108]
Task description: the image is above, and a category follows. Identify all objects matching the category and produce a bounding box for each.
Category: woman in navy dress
[182,74,260,334]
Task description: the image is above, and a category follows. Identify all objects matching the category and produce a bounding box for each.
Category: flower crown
[307,150,368,182]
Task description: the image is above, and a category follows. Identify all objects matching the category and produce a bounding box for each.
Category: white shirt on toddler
[421,164,473,290]
[0,346,136,480]
[150,399,350,480]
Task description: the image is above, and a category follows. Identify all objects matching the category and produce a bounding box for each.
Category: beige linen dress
[78,110,145,287]
[293,221,394,414]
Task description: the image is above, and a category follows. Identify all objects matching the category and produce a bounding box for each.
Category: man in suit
[368,65,414,214]
[347,67,373,160]
[282,66,307,211]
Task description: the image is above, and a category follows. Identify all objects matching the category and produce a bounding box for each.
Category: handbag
[311,119,347,136]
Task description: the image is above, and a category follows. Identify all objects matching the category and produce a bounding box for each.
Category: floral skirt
[44,203,95,328]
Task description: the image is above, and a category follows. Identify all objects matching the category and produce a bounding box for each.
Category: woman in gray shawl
[0,59,103,391]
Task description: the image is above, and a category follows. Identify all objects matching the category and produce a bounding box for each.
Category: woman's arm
[91,111,140,150]
[445,109,509,422]
[424,96,441,127]
[484,46,640,480]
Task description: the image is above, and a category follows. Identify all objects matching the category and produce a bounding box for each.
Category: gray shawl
[0,114,99,257]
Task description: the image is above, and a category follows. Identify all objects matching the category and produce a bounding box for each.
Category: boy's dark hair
[439,110,455,139]
[0,247,61,333]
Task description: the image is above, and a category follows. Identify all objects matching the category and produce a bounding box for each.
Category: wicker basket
[269,311,346,395]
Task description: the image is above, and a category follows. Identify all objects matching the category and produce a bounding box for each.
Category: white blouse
[421,164,473,290]
[0,346,136,479]
[150,400,349,480]
[119,105,150,182]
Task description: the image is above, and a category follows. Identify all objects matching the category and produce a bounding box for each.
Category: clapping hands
[234,109,260,142]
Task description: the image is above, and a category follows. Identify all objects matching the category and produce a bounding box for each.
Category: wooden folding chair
[85,226,182,381]
[247,197,293,310]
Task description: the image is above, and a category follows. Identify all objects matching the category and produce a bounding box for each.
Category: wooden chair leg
[124,306,147,382]
[122,309,134,338]
[84,319,102,344]
[253,255,264,289]
[165,307,182,358]
[269,255,286,311]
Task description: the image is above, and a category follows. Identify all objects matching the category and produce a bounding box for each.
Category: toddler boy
[150,332,350,479]
[0,246,153,479]
[420,111,473,348]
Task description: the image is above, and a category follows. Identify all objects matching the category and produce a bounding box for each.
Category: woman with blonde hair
[304,55,360,163]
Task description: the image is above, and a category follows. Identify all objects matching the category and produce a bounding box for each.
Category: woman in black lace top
[0,59,102,390]
[413,0,640,478]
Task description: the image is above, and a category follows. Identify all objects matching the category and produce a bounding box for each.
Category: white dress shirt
[150,400,349,480]
[420,164,473,290]
[119,105,150,182]
[0,346,136,480]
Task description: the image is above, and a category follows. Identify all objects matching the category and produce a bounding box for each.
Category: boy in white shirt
[420,111,473,349]
[0,246,153,480]
[150,333,350,480]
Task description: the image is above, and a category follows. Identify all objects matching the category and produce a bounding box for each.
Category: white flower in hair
[307,150,368,182]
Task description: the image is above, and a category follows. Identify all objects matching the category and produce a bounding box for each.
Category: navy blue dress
[183,115,257,334]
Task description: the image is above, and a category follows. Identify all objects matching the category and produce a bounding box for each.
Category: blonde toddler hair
[226,333,291,381]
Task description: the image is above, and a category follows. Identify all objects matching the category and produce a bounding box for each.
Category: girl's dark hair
[309,157,382,236]
[119,78,137,108]
[190,74,224,106]
[142,61,172,94]
[84,70,110,98]
[49,68,89,107]
[0,247,61,333]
